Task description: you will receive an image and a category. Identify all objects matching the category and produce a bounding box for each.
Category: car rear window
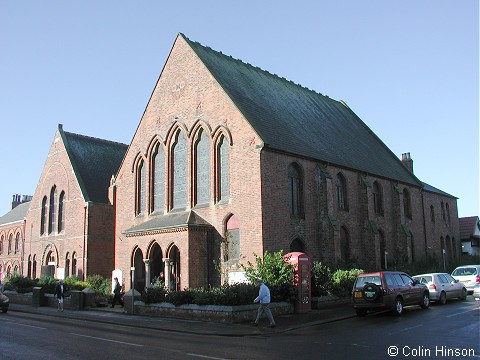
[415,276,432,284]
[355,275,382,288]
[452,267,478,276]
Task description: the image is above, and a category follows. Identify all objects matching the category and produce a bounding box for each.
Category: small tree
[242,250,294,287]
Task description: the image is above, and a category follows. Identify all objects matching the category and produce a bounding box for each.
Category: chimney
[401,152,414,174]
[11,194,33,210]
[11,194,20,210]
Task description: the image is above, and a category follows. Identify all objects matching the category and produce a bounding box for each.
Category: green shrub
[86,275,112,297]
[142,282,167,304]
[3,274,37,293]
[38,276,57,294]
[311,261,333,297]
[243,250,295,288]
[331,268,363,297]
[165,289,196,306]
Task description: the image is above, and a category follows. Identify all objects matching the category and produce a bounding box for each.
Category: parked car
[451,265,480,294]
[413,273,467,304]
[0,293,9,313]
[351,271,430,317]
[473,286,480,303]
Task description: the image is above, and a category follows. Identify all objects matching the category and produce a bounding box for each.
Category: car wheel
[393,297,403,316]
[356,309,367,317]
[439,291,447,305]
[420,292,430,309]
[362,283,380,302]
[460,288,467,300]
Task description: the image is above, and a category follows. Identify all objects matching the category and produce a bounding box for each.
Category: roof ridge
[63,130,128,148]
[181,33,332,100]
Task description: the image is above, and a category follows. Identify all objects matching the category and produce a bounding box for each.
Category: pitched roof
[0,201,31,225]
[181,34,421,186]
[421,182,457,198]
[59,126,128,204]
[123,210,211,236]
[459,216,479,240]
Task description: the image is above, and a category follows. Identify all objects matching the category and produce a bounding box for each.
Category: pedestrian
[54,280,65,312]
[0,279,4,294]
[251,278,276,328]
[111,277,124,308]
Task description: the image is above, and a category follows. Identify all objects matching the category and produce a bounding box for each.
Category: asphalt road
[1,298,478,359]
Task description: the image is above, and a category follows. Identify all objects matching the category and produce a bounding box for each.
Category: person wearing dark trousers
[111,277,124,308]
[54,280,65,312]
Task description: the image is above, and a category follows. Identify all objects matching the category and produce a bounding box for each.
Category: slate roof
[421,182,457,198]
[181,34,421,187]
[0,201,30,225]
[459,216,479,240]
[123,210,211,236]
[60,126,128,204]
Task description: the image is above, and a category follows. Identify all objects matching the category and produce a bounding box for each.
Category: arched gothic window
[48,186,56,234]
[15,233,20,253]
[8,234,12,254]
[373,181,383,216]
[151,143,164,213]
[194,128,210,206]
[288,163,303,217]
[216,135,229,202]
[136,160,145,215]
[336,173,348,211]
[430,205,435,223]
[403,188,412,219]
[41,196,47,235]
[171,131,187,210]
[58,191,65,232]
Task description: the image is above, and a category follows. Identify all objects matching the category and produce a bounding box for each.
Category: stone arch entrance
[132,247,146,292]
[166,244,180,291]
[42,244,58,278]
[145,242,164,287]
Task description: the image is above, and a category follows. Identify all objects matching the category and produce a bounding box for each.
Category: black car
[352,271,430,316]
[0,293,9,313]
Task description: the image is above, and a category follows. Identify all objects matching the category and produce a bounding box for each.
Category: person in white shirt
[252,279,276,328]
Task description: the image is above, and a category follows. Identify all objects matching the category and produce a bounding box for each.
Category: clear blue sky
[0,1,478,218]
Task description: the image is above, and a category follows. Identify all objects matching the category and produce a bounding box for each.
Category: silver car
[413,273,467,304]
[451,265,480,294]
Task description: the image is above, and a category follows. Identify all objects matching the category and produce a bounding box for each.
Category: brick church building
[1,34,460,289]
[111,34,460,291]
[0,125,127,281]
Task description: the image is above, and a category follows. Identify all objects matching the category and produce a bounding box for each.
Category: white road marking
[388,324,423,335]
[187,353,231,360]
[4,321,47,330]
[70,333,144,347]
[446,308,478,317]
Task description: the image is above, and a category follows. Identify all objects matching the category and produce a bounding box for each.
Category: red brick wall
[23,129,115,280]
[114,36,264,288]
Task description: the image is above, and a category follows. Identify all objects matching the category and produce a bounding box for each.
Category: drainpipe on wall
[21,217,26,276]
[83,201,91,281]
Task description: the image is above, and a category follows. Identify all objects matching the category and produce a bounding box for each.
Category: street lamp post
[130,266,135,315]
[442,249,446,272]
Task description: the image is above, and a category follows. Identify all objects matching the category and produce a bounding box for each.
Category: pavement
[8,301,355,337]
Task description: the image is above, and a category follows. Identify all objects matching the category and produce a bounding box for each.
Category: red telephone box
[284,252,311,313]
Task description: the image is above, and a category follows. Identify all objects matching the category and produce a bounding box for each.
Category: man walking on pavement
[252,278,276,328]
